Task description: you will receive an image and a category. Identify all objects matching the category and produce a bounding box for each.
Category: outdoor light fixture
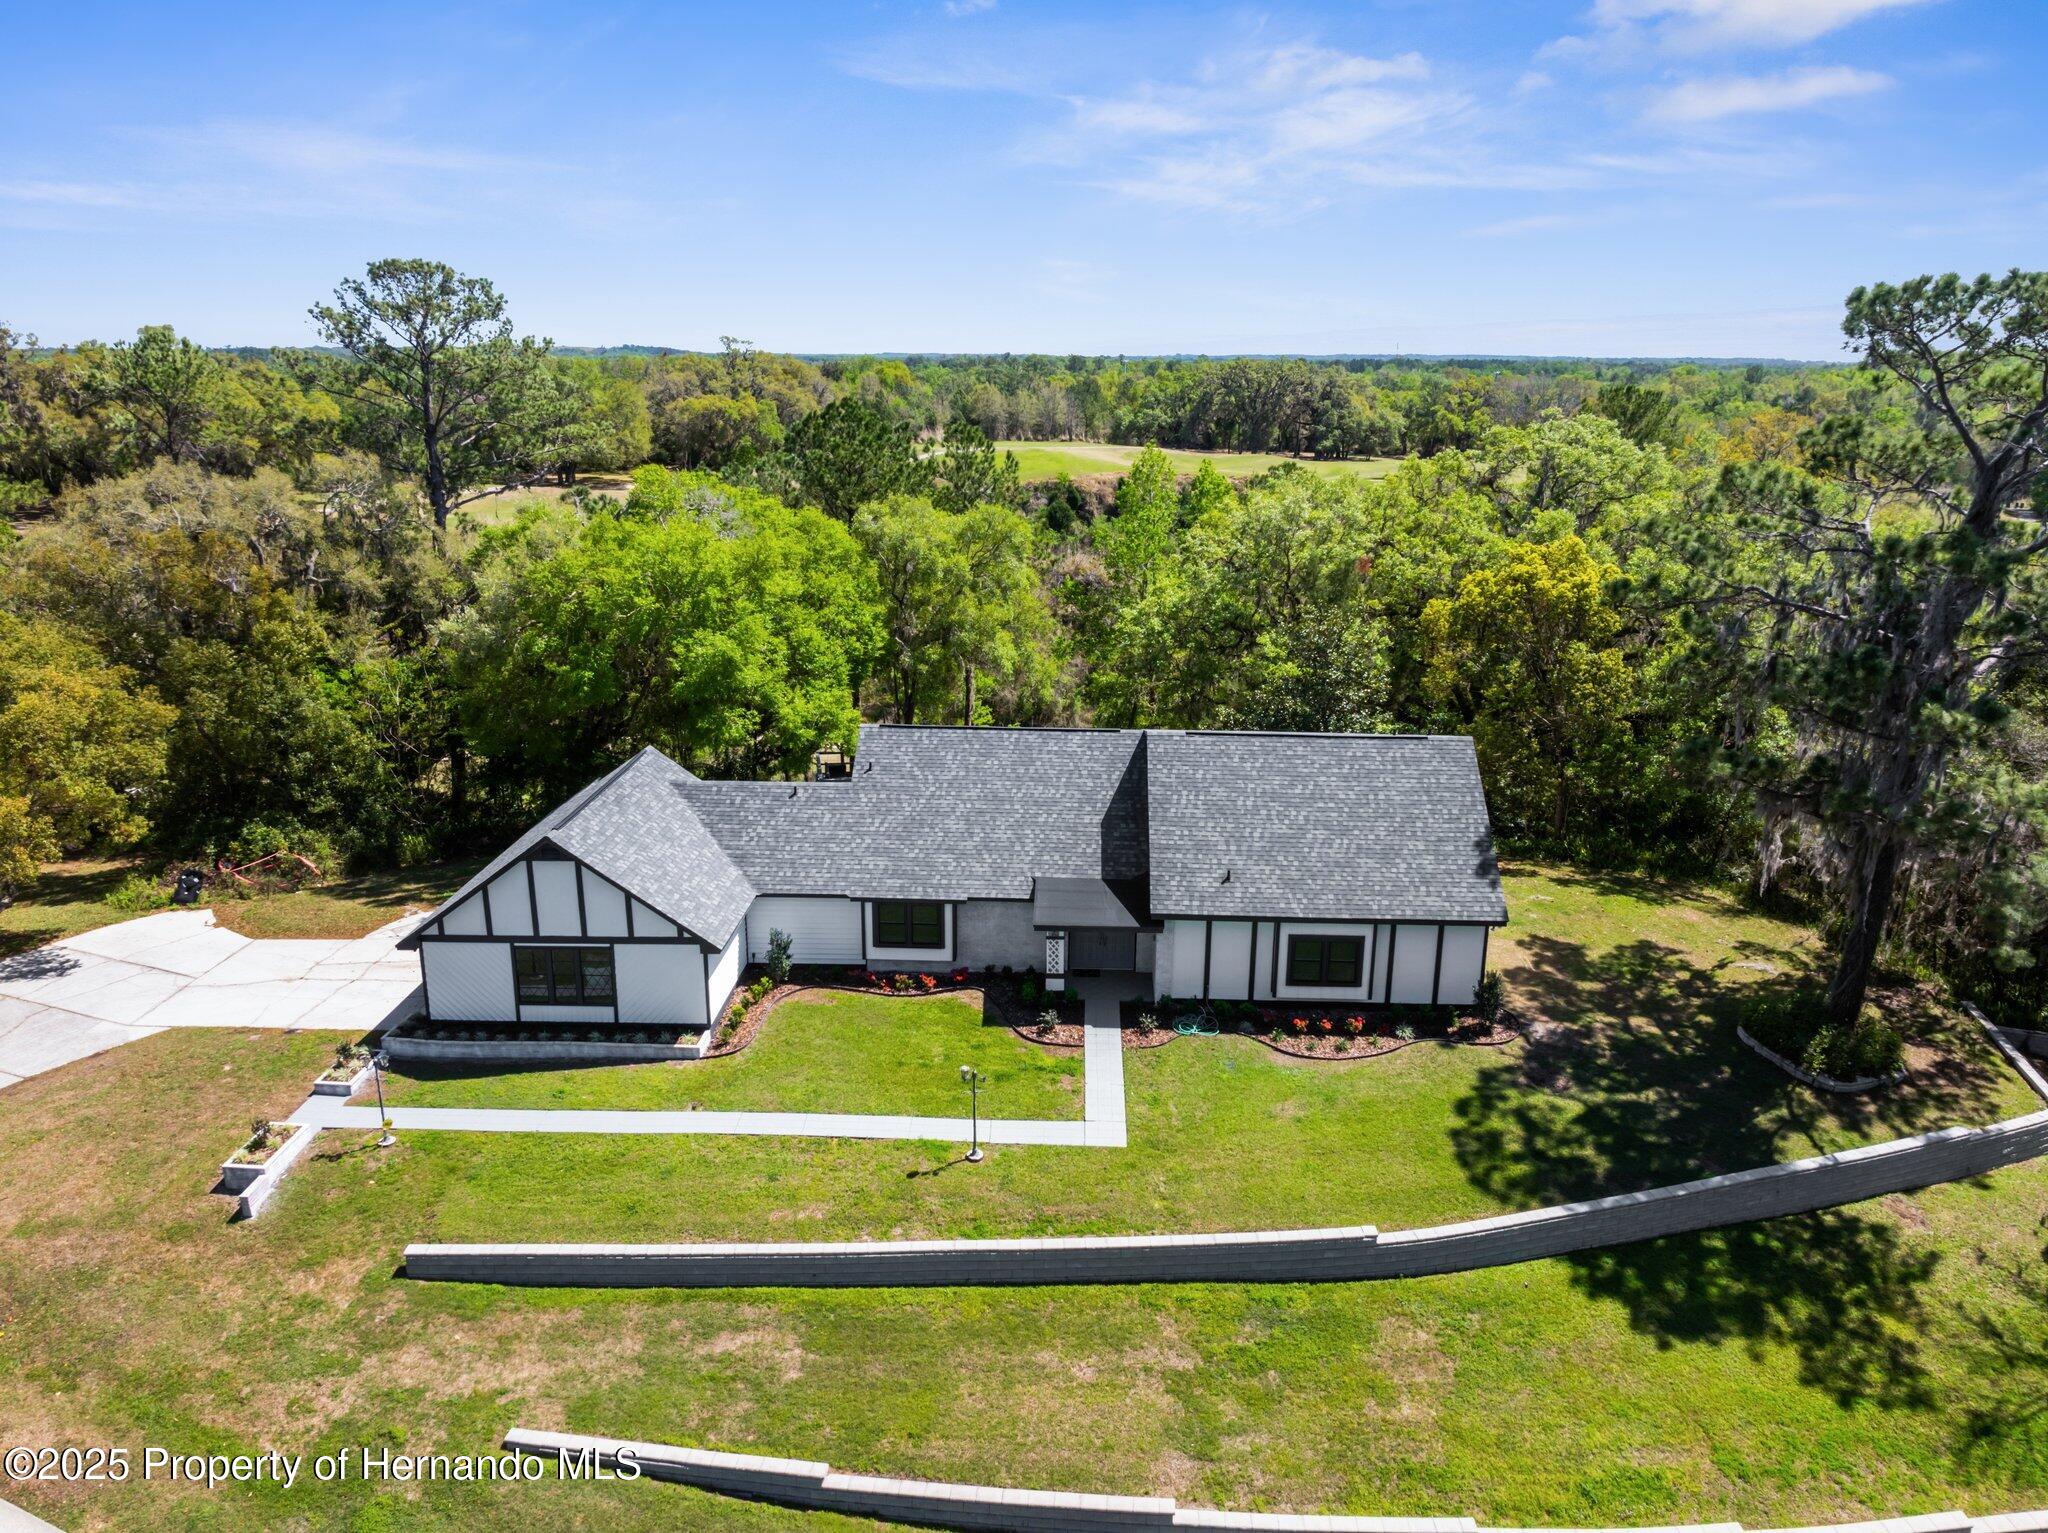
[959,1064,985,1163]
[372,1050,395,1147]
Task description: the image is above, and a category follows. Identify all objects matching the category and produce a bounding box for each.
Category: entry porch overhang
[1030,876,1151,932]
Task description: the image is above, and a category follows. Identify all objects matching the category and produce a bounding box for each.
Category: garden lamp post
[372,1050,395,1147]
[959,1064,984,1163]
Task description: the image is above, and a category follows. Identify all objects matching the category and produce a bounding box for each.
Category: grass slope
[385,991,1085,1120]
[3,862,2045,1529]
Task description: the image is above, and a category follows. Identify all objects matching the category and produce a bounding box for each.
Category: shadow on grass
[0,861,142,959]
[1958,1244,2048,1472]
[1448,934,2019,1408]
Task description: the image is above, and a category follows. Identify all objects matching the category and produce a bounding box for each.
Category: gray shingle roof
[679,724,1149,902]
[400,748,754,949]
[405,725,1505,947]
[1145,731,1506,924]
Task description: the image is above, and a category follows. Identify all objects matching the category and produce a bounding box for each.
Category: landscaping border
[1737,1024,1906,1093]
[502,1426,2045,1533]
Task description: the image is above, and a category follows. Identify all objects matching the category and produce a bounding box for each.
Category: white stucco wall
[616,943,702,1030]
[421,942,515,1022]
[1387,923,1439,1005]
[1435,925,1487,1006]
[706,937,744,1020]
[747,896,863,965]
[630,899,678,939]
[485,866,534,936]
[440,891,487,936]
[530,860,581,935]
[1207,920,1256,1000]
[581,871,630,937]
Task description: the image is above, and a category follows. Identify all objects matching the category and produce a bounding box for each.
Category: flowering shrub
[1288,1016,1308,1035]
[918,972,938,991]
[949,967,969,985]
[891,972,916,993]
[1316,1017,1334,1035]
[1344,1016,1365,1036]
[863,971,882,989]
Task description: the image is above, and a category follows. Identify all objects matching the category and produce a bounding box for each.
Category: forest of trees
[3,262,2045,1060]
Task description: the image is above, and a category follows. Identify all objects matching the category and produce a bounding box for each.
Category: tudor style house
[398,725,1508,1036]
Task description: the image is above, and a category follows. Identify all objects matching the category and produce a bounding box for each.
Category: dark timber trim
[525,861,540,938]
[1200,919,1214,999]
[1430,923,1446,1006]
[1385,922,1399,1003]
[573,862,590,938]
[1366,923,1379,1002]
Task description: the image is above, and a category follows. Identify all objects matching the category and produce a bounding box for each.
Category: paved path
[287,975,1142,1150]
[0,910,421,1089]
[295,1094,1096,1145]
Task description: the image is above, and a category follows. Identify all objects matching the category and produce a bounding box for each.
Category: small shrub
[106,873,172,913]
[1344,1016,1365,1037]
[1036,1007,1063,1032]
[1335,1037,1350,1052]
[949,966,970,985]
[1474,969,1504,1022]
[1138,1011,1159,1032]
[917,972,938,991]
[1802,1007,1906,1081]
[1020,979,1039,1004]
[1395,1023,1415,1042]
[765,928,794,984]
[1288,1016,1308,1036]
[1316,1017,1334,1035]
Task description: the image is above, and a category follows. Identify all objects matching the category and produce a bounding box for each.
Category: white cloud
[1467,212,1579,238]
[1591,0,1937,48]
[1644,64,1891,123]
[942,0,996,15]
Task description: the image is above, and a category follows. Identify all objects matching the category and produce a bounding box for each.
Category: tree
[0,615,172,902]
[1693,270,2048,1025]
[930,422,1020,513]
[1590,380,1684,450]
[309,259,575,526]
[854,495,970,725]
[98,325,224,466]
[781,397,926,520]
[446,471,879,789]
[1422,536,1638,847]
[652,394,781,470]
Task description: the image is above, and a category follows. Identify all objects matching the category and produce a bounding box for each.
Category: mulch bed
[1117,998,1522,1061]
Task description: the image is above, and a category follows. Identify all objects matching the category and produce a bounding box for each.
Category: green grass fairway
[995,439,1405,482]
[383,990,1085,1120]
[4,861,2044,1530]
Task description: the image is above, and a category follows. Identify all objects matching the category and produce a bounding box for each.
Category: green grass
[4,1024,2047,1531]
[384,990,1085,1120]
[5,860,2046,1529]
[0,854,488,957]
[995,439,1406,483]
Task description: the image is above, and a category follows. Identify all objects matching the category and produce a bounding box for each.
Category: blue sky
[2,1,2041,358]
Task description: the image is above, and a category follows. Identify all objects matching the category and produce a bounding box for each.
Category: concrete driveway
[0,909,421,1089]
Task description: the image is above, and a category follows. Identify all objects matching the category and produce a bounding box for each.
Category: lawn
[995,439,1406,483]
[382,990,1085,1120]
[0,853,488,956]
[4,860,2046,1530]
[4,1024,2047,1532]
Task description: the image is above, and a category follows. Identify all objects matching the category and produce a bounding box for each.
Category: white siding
[1436,925,1487,1006]
[1164,918,1205,997]
[1207,920,1256,1000]
[440,891,487,936]
[486,866,534,936]
[422,942,514,1021]
[581,869,630,937]
[1388,923,1439,1005]
[864,901,955,967]
[706,938,744,1021]
[531,860,581,936]
[616,943,702,1030]
[748,896,862,965]
[630,899,678,939]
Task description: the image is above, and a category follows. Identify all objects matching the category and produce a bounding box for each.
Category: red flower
[1345,1016,1365,1036]
[949,967,969,985]
[1289,1016,1308,1035]
[918,972,938,990]
[1317,1017,1334,1034]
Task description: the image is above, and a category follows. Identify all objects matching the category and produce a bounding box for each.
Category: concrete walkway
[0,910,421,1089]
[286,975,1142,1150]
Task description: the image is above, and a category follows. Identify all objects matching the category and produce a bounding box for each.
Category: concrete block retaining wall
[235,1122,321,1220]
[503,1427,2041,1533]
[382,1032,710,1067]
[407,1109,2048,1289]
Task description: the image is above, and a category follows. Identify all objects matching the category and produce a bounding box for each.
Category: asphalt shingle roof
[1145,731,1506,924]
[405,725,1505,946]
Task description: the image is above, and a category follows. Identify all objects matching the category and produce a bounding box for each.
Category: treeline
[2,261,2045,1047]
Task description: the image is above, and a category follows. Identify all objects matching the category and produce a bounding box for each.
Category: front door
[1069,928,1136,972]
